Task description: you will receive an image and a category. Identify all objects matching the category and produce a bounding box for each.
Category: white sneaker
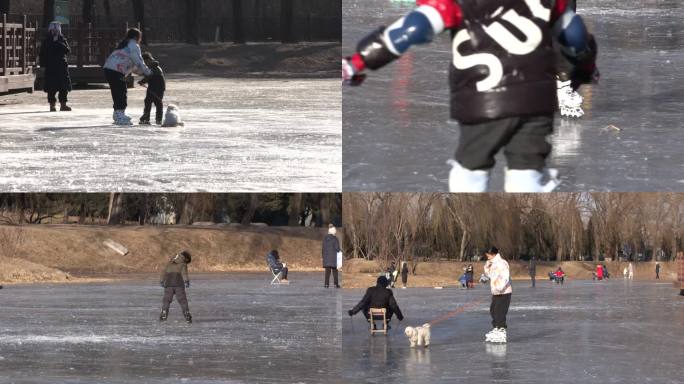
[557,80,584,118]
[113,110,133,125]
[447,160,490,192]
[504,168,560,192]
[488,328,507,343]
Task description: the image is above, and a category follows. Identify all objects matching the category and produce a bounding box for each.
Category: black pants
[656,271,659,279]
[490,293,512,329]
[276,267,288,279]
[104,68,127,111]
[530,273,536,287]
[324,267,338,287]
[142,91,164,122]
[456,114,553,171]
[47,90,68,104]
[162,286,190,313]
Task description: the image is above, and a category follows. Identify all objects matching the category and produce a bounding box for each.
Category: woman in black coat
[322,224,341,288]
[39,22,72,111]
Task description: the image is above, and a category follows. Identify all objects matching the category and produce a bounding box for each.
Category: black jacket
[350,283,404,320]
[139,60,166,95]
[39,35,72,93]
[447,0,558,123]
[322,234,340,268]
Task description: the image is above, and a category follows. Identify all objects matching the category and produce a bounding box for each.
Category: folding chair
[269,267,283,285]
[369,308,388,335]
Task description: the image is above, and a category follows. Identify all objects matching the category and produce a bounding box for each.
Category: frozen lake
[342,280,683,383]
[0,273,342,383]
[0,76,341,192]
[343,0,684,191]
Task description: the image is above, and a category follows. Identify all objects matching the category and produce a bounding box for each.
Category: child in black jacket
[138,52,166,125]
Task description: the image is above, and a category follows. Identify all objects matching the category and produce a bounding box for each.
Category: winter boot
[49,103,57,112]
[183,311,192,324]
[113,110,133,126]
[504,168,560,192]
[557,79,584,118]
[159,310,168,321]
[59,102,71,111]
[447,160,490,192]
[139,115,151,125]
[155,118,163,125]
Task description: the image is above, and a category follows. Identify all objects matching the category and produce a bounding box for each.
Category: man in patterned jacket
[343,0,599,192]
[483,246,512,343]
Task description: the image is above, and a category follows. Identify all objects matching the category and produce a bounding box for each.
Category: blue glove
[185,281,190,288]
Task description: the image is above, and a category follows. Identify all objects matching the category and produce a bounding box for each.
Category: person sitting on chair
[266,250,289,283]
[347,276,404,330]
[553,267,566,284]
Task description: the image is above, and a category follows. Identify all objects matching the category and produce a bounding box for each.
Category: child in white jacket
[103,28,152,125]
[483,247,512,343]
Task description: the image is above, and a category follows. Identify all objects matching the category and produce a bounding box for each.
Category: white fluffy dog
[404,323,431,348]
[162,104,184,127]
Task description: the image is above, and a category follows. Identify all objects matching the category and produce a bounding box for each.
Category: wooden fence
[0,14,36,93]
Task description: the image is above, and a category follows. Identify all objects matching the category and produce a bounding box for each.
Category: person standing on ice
[103,28,152,125]
[39,21,72,112]
[655,262,660,279]
[528,257,537,287]
[628,262,634,279]
[342,0,599,192]
[159,250,193,324]
[484,247,512,343]
[322,224,341,288]
[401,261,409,288]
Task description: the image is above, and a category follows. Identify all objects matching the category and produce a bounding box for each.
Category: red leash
[428,297,486,327]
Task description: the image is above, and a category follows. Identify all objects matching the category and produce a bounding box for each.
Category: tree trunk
[280,0,294,43]
[288,193,303,226]
[63,207,68,224]
[78,202,86,224]
[241,194,259,225]
[42,0,55,28]
[82,0,94,25]
[107,193,124,225]
[0,0,10,15]
[185,0,201,44]
[459,230,468,262]
[132,0,147,45]
[232,0,244,43]
[319,194,331,226]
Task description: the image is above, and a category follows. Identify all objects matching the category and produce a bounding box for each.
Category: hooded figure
[322,224,341,288]
[348,276,404,325]
[39,21,72,111]
[138,52,166,125]
[159,250,192,323]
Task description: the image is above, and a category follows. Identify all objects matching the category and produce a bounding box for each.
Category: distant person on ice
[528,257,537,287]
[266,249,289,284]
[39,21,72,112]
[322,224,341,288]
[342,0,599,192]
[159,250,192,323]
[348,276,404,330]
[138,52,166,125]
[483,247,512,343]
[553,267,566,284]
[401,261,409,288]
[103,28,152,125]
[655,262,660,279]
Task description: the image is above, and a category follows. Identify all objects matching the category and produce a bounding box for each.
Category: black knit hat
[179,250,192,264]
[486,246,499,255]
[376,276,389,287]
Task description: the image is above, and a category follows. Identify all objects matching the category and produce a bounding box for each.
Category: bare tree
[0,0,10,15]
[241,194,259,225]
[107,193,125,225]
[132,0,147,44]
[288,194,303,226]
[42,0,55,27]
[185,0,201,44]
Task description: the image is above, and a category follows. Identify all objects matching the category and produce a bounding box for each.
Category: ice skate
[557,79,584,118]
[159,310,168,322]
[504,168,560,192]
[487,328,507,343]
[485,327,502,342]
[113,110,133,126]
[447,160,489,192]
[184,311,192,324]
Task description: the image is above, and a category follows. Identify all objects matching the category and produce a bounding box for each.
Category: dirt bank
[342,259,679,289]
[0,224,330,284]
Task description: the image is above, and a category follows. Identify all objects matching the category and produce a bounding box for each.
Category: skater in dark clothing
[322,224,341,288]
[348,276,404,328]
[465,264,475,288]
[342,0,599,192]
[39,22,72,112]
[138,52,166,125]
[401,262,409,288]
[602,264,610,279]
[529,257,537,287]
[266,249,289,283]
[655,262,660,279]
[159,250,192,323]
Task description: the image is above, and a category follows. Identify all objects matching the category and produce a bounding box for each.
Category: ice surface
[0,76,341,192]
[342,280,684,383]
[343,0,684,191]
[0,273,342,383]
